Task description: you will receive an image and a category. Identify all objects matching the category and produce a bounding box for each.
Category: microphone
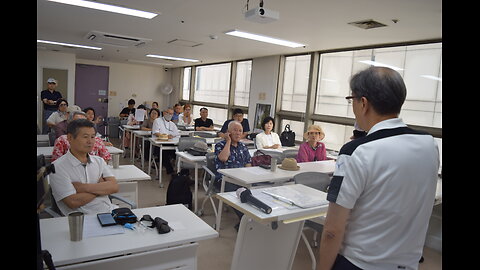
[236,187,272,214]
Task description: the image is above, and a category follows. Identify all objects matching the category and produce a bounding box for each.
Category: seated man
[194,107,214,131]
[218,108,250,140]
[51,111,111,163]
[49,119,119,215]
[151,107,180,175]
[214,121,252,191]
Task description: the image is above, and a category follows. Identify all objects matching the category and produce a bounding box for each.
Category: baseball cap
[47,78,57,84]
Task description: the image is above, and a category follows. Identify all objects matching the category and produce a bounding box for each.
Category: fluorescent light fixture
[358,60,403,71]
[146,54,200,63]
[37,39,102,50]
[224,30,305,48]
[420,75,442,82]
[47,0,158,19]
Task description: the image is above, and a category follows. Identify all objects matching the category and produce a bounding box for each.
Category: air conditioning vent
[85,31,151,47]
[348,19,387,30]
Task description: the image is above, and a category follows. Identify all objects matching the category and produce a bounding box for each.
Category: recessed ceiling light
[146,54,200,62]
[224,30,305,48]
[37,39,102,50]
[47,0,158,19]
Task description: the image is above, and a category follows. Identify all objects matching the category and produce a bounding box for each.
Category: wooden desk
[40,204,218,269]
[109,165,151,207]
[215,160,335,232]
[217,184,329,270]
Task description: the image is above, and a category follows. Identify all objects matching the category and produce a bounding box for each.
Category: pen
[262,191,295,206]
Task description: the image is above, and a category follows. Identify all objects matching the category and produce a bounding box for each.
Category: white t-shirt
[50,150,118,215]
[327,118,439,270]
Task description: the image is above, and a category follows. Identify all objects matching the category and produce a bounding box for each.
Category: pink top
[51,135,112,162]
[296,141,327,163]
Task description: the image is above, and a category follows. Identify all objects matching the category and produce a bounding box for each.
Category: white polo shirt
[50,150,118,215]
[327,118,439,270]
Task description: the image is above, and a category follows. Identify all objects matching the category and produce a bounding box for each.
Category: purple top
[296,141,327,163]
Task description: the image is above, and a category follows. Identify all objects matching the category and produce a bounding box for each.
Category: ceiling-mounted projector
[245,7,279,23]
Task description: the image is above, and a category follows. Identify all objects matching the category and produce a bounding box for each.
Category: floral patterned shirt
[51,135,112,162]
[214,140,251,181]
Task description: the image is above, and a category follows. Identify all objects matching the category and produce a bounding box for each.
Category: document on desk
[83,215,125,239]
[261,184,329,209]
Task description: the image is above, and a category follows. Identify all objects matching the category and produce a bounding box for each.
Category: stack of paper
[261,184,329,208]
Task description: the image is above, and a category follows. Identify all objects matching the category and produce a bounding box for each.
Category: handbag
[112,207,137,225]
[280,124,296,146]
[251,150,272,167]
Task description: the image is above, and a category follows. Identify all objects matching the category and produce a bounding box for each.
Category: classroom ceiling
[37,0,442,68]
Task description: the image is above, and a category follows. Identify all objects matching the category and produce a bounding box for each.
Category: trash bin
[107,117,120,138]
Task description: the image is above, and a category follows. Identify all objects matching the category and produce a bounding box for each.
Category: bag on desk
[280,124,296,147]
[251,150,272,167]
[112,207,137,225]
[166,169,193,210]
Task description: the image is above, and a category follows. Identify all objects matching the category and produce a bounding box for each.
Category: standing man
[318,67,439,270]
[41,78,63,134]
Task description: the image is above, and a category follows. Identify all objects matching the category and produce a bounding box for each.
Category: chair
[43,175,136,218]
[193,131,218,138]
[283,149,299,159]
[293,172,332,270]
[176,136,207,169]
[198,152,219,226]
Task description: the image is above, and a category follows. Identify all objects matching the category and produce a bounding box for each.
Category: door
[75,64,109,135]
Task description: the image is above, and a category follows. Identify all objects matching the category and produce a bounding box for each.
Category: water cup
[112,154,120,168]
[270,158,277,172]
[68,211,84,241]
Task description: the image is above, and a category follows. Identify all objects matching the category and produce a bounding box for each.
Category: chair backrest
[177,136,207,151]
[205,151,217,174]
[258,150,285,163]
[193,131,217,138]
[283,149,299,159]
[293,172,331,192]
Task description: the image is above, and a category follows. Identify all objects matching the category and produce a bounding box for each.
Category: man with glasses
[41,78,63,134]
[318,67,439,270]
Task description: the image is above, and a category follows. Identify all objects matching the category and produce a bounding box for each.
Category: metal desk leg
[215,178,226,232]
[130,131,134,162]
[148,140,153,176]
[141,137,145,170]
[194,163,198,214]
[158,145,164,188]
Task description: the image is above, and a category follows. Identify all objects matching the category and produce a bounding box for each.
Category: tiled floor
[41,137,442,269]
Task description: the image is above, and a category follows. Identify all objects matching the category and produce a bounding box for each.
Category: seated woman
[178,103,194,126]
[296,124,327,163]
[255,116,282,149]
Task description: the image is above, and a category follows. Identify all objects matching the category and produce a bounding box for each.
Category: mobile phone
[97,213,117,227]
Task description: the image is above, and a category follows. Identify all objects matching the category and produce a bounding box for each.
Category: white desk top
[37,134,49,142]
[149,136,218,145]
[218,160,336,186]
[122,125,140,130]
[40,204,218,267]
[176,149,257,163]
[217,184,329,225]
[132,130,152,136]
[108,165,151,182]
[106,146,124,154]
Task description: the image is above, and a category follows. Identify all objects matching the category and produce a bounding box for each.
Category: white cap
[47,78,57,84]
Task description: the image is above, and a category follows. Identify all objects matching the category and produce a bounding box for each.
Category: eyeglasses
[308,132,321,135]
[59,103,68,106]
[345,95,358,104]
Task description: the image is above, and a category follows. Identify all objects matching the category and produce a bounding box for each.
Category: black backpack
[166,169,193,210]
[280,124,296,146]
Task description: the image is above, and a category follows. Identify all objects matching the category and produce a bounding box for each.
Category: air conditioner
[85,31,151,48]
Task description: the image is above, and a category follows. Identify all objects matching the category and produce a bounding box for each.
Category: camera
[259,8,265,15]
[164,68,168,72]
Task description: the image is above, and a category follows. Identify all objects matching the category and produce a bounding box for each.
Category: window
[182,67,191,100]
[281,55,311,112]
[280,119,305,142]
[314,43,442,128]
[234,60,252,106]
[194,63,231,104]
[192,105,228,126]
[313,121,354,151]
